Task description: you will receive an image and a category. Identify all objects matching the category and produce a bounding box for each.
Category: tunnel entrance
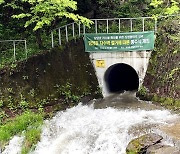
[104,63,139,93]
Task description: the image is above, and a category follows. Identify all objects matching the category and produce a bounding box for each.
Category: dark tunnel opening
[104,63,139,93]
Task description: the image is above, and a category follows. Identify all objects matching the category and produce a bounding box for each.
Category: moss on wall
[0,38,101,111]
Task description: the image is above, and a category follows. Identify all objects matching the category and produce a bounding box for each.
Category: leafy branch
[9,0,93,31]
[150,0,179,16]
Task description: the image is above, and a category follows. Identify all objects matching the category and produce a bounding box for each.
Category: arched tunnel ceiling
[104,63,139,93]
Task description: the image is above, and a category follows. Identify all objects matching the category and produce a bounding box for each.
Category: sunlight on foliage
[0,0,4,4]
[150,0,163,8]
[150,0,179,16]
[11,0,93,31]
[165,0,180,15]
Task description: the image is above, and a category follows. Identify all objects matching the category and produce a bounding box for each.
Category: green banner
[84,31,155,52]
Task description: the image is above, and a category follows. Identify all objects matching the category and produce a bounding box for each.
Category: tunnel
[104,63,139,93]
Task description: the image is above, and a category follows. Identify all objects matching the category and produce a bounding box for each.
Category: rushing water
[2,136,24,154]
[2,92,179,154]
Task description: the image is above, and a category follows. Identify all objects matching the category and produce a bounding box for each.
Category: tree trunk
[35,30,44,49]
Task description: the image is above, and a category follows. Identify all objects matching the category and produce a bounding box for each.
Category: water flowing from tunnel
[2,92,179,154]
[104,63,139,93]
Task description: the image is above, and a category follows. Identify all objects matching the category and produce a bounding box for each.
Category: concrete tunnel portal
[104,63,139,93]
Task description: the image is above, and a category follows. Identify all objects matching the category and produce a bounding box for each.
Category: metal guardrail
[51,17,157,48]
[51,14,180,48]
[0,40,27,61]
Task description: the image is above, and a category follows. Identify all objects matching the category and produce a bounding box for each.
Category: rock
[80,96,93,104]
[159,122,180,148]
[146,143,165,153]
[146,144,180,154]
[126,133,163,154]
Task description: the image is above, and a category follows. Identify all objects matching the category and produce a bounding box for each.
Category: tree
[96,0,151,18]
[0,0,3,4]
[150,0,179,16]
[10,0,93,31]
[0,0,93,48]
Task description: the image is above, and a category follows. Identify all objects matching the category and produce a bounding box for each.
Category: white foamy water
[2,136,24,154]
[31,103,178,154]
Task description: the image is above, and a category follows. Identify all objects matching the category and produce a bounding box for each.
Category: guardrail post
[51,31,54,48]
[24,40,27,59]
[106,19,109,33]
[58,28,61,45]
[72,23,75,37]
[78,22,81,37]
[65,26,68,42]
[83,25,86,34]
[95,20,97,34]
[142,18,145,32]
[119,19,121,33]
[13,41,16,61]
[130,19,133,32]
[53,15,172,47]
[155,18,158,33]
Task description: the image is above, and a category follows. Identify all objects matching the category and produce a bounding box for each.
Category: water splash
[2,136,24,154]
[32,103,177,154]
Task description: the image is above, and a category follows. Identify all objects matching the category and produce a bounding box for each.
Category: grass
[21,128,42,154]
[146,94,180,112]
[0,111,44,153]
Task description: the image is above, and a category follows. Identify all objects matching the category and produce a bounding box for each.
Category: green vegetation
[126,152,136,154]
[21,126,42,154]
[0,0,179,108]
[0,0,179,151]
[96,0,150,18]
[137,91,180,112]
[96,0,179,18]
[0,111,43,142]
[10,0,93,31]
[143,15,180,106]
[152,95,180,111]
[0,111,43,153]
[150,0,179,16]
[165,67,180,81]
[0,37,102,123]
[55,82,80,105]
[0,0,179,67]
[0,0,93,68]
[138,86,148,97]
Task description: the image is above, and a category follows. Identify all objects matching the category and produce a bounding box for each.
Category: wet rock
[156,122,180,149]
[146,144,180,154]
[126,133,163,154]
[80,96,93,104]
[146,143,165,153]
[160,122,180,139]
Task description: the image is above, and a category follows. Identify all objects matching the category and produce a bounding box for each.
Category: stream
[2,92,180,154]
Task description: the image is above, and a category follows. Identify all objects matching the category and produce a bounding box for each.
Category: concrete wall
[0,39,101,107]
[89,51,151,96]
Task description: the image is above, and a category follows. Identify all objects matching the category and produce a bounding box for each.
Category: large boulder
[126,133,163,154]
